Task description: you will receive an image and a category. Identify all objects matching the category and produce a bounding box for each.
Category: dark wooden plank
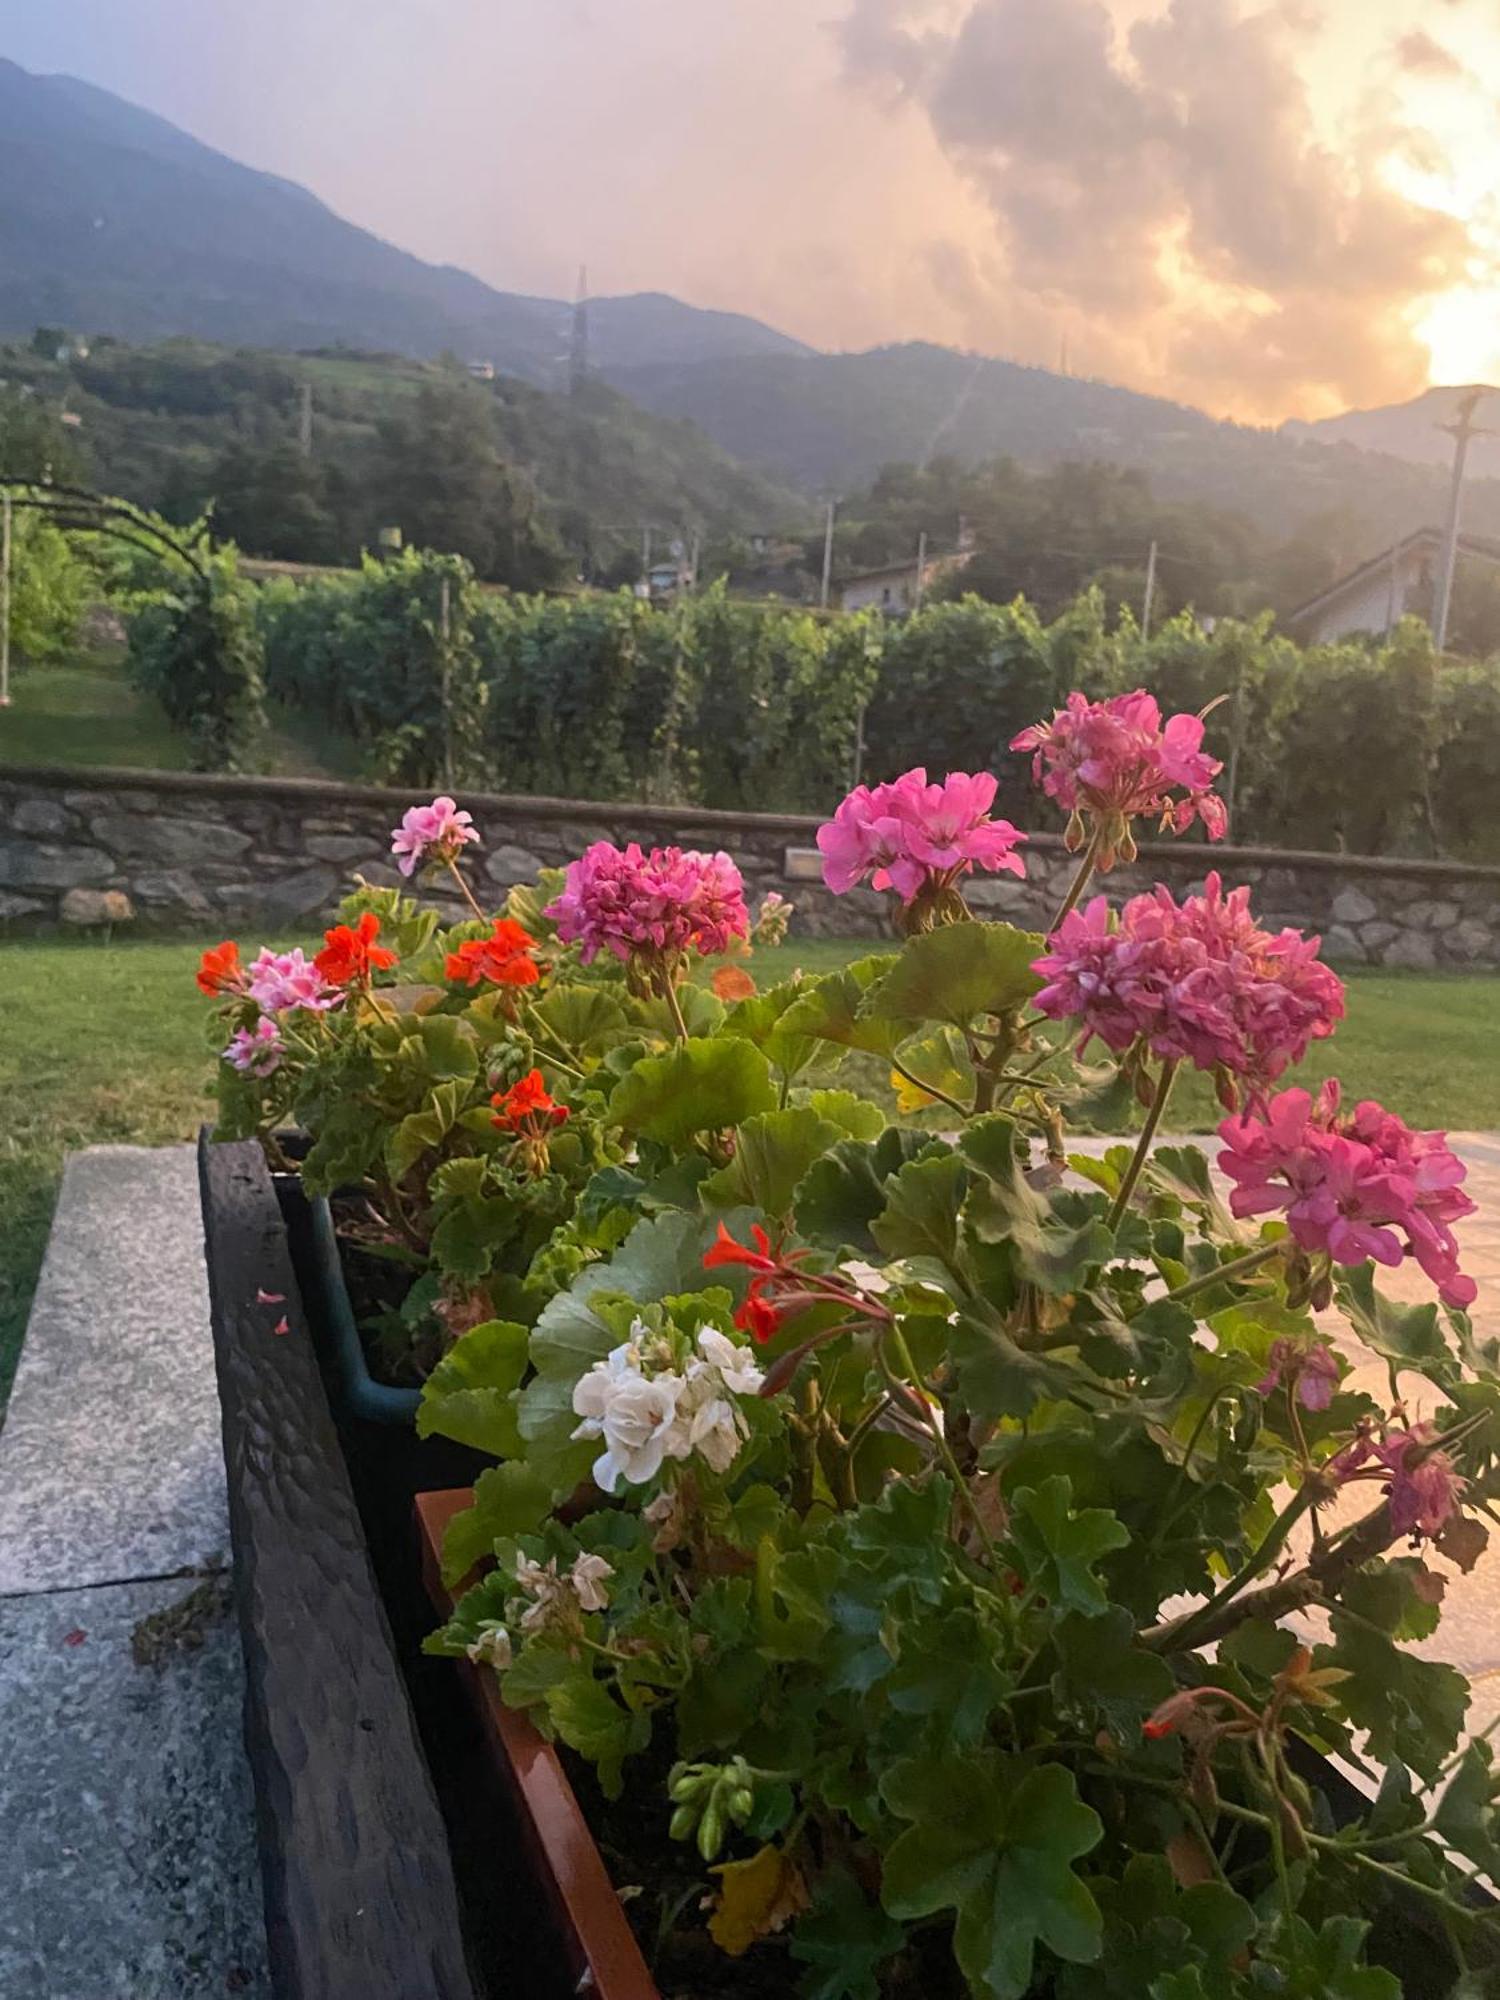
[198,1132,477,2000]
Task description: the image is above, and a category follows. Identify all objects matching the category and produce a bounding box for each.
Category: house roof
[839,548,974,589]
[1285,526,1500,629]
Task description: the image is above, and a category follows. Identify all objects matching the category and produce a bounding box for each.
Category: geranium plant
[416,696,1500,1996]
[198,796,780,1384]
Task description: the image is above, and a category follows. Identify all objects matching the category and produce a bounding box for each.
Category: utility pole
[1141,538,1158,641]
[688,530,701,590]
[0,489,11,709]
[569,264,590,396]
[1434,387,1494,654]
[913,530,928,610]
[438,574,454,789]
[819,498,837,611]
[642,525,652,577]
[298,381,313,458]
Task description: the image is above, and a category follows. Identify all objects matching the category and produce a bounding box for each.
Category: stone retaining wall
[2,764,1499,968]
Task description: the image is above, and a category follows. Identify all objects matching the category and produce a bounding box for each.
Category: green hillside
[0,335,814,582]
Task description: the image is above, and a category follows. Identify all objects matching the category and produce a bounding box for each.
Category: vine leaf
[880,1752,1103,2000]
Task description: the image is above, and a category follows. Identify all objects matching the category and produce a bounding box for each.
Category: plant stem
[1047,828,1103,933]
[888,1055,970,1120]
[1144,1242,1282,1312]
[660,975,691,1043]
[1107,1061,1177,1230]
[887,1325,1001,1569]
[1143,1480,1319,1653]
[447,857,489,924]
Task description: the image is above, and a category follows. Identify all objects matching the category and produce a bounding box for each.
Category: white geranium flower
[840,1258,892,1295]
[464,1621,513,1670]
[572,1349,687,1493]
[686,1393,745,1473]
[696,1325,765,1397]
[514,1554,573,1633]
[569,1551,615,1613]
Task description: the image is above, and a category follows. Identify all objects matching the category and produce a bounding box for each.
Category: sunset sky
[3,0,1498,421]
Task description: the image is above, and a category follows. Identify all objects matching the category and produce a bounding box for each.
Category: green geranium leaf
[722,979,825,1080]
[1144,1146,1236,1236]
[1316,1609,1468,1782]
[544,1671,649,1798]
[791,1864,905,2000]
[429,1192,520,1281]
[951,1304,1076,1421]
[777,953,903,1056]
[1051,1606,1174,1735]
[532,981,630,1057]
[387,1076,469,1180]
[1335,1263,1453,1379]
[871,1149,966,1265]
[793,1130,940,1255]
[881,1751,1103,2000]
[1242,1915,1401,1999]
[416,1318,529,1456]
[608,1037,776,1144]
[801,1089,886,1142]
[701,1108,845,1218]
[961,1114,1114,1293]
[868,921,1043,1031]
[439,1459,554,1586]
[1434,1743,1500,1877]
[1007,1476,1129,1617]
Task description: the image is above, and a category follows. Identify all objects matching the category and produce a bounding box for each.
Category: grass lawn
[0,648,359,777]
[3,933,1497,1416]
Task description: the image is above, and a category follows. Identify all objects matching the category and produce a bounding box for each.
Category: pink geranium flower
[1032,873,1343,1094]
[1219,1081,1477,1309]
[545,842,750,966]
[223,1017,284,1078]
[245,948,343,1014]
[390,796,480,877]
[816,767,1026,907]
[1257,1336,1341,1411]
[1328,1422,1466,1539]
[1011,689,1227,866]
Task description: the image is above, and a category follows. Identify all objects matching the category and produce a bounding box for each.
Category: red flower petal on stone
[272,1316,290,1336]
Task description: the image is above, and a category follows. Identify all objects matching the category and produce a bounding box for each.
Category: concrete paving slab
[0,1574,269,1999]
[0,1146,228,1594]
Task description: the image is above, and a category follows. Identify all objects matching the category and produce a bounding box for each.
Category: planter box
[417,1488,659,2000]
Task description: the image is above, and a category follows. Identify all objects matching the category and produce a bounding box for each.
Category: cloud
[1393,30,1464,78]
[837,0,1472,416]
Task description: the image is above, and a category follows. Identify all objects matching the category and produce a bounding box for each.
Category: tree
[207,442,340,564]
[3,512,93,665]
[0,387,86,486]
[372,380,565,588]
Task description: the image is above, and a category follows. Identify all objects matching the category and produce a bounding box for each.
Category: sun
[1416,284,1500,389]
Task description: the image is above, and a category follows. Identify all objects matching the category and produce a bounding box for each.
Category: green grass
[0,650,191,769]
[2,934,1496,1418]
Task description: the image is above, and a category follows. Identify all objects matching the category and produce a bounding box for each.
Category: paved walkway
[0,1147,269,1998]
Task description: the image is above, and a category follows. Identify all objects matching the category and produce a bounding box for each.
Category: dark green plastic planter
[302,1191,422,1426]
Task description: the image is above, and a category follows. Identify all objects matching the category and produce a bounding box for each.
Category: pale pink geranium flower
[1256,1336,1341,1410]
[545,842,749,966]
[1011,689,1227,866]
[245,948,343,1014]
[1032,873,1343,1094]
[1219,1081,1478,1309]
[816,767,1026,905]
[223,1017,284,1078]
[390,795,480,877]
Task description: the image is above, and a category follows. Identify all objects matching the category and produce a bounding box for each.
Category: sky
[3,0,1499,422]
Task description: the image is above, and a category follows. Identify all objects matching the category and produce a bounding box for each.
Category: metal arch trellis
[0,476,210,707]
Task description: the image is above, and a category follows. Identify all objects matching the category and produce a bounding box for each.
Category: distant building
[836,547,974,614]
[1284,526,1500,645]
[467,361,496,381]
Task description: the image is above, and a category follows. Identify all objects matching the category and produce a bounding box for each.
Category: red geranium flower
[446,918,540,989]
[314,911,398,987]
[492,1068,570,1135]
[734,1293,785,1345]
[703,1220,780,1274]
[197,939,244,996]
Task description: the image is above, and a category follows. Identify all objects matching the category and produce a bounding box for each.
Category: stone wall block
[90,815,253,864]
[0,841,115,890]
[11,799,74,837]
[1382,931,1438,969]
[1331,888,1378,926]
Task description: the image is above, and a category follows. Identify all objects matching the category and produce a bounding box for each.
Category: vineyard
[11,521,1498,862]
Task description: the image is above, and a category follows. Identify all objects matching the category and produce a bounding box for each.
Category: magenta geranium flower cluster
[545,841,750,967]
[1220,1081,1477,1308]
[1032,874,1345,1093]
[815,768,1026,904]
[1011,689,1227,866]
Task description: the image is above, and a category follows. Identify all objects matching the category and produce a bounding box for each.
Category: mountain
[1282,385,1500,471]
[606,343,1500,547]
[0,59,809,379]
